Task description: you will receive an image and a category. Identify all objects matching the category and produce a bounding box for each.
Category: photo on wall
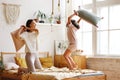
[55,40,69,55]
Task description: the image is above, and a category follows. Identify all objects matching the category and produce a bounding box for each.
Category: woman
[18,19,43,72]
[63,11,82,70]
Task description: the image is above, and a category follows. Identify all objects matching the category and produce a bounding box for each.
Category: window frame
[71,0,120,57]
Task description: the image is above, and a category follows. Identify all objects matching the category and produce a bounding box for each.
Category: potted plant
[55,14,61,24]
[34,10,47,23]
[39,12,46,23]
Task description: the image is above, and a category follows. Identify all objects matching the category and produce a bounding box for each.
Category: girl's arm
[74,10,82,23]
[66,10,79,26]
[77,18,82,23]
[66,13,76,26]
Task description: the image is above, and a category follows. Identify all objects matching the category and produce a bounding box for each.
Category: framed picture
[55,40,69,55]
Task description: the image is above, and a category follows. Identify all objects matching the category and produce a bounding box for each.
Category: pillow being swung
[77,9,102,27]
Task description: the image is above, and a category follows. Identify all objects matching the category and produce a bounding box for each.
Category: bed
[0,52,106,80]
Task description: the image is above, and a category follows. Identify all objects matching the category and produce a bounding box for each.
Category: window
[72,0,120,56]
[77,21,92,56]
[83,0,92,5]
[96,0,105,1]
[109,5,120,29]
[72,0,82,10]
[97,5,120,56]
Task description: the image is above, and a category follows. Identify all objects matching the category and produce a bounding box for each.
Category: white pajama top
[20,31,38,53]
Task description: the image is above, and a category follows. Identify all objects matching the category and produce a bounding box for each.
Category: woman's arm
[27,28,39,34]
[16,25,26,39]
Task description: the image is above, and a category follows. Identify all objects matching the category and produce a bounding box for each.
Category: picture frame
[55,40,69,55]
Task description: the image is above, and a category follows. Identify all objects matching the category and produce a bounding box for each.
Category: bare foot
[69,64,78,70]
[73,64,78,69]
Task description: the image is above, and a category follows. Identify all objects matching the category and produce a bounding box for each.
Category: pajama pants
[25,52,43,72]
[67,43,77,52]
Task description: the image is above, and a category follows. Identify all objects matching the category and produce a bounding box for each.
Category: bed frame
[0,52,106,80]
[1,71,106,80]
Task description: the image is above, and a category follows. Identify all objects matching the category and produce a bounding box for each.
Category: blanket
[21,66,104,80]
[1,67,105,80]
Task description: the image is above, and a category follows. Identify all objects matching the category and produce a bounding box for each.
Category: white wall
[0,0,66,56]
[37,24,65,56]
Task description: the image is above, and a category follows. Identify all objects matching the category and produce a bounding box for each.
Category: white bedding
[32,66,104,80]
[2,66,105,80]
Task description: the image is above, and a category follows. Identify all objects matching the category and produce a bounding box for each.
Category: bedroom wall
[87,57,120,80]
[0,0,66,56]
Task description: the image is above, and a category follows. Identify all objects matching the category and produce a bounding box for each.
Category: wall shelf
[36,23,65,27]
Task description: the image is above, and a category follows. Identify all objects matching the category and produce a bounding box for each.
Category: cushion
[4,62,19,70]
[77,9,102,27]
[11,27,25,52]
[40,57,53,63]
[2,53,16,65]
[14,57,27,68]
[39,57,53,68]
[42,63,53,68]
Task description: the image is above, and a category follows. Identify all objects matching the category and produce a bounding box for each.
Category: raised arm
[74,10,82,23]
[66,10,78,26]
[77,18,82,23]
[16,25,26,39]
[66,14,75,26]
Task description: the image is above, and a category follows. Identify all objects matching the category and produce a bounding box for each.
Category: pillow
[77,9,102,27]
[42,63,53,68]
[4,62,19,70]
[40,57,53,63]
[14,57,27,68]
[39,57,53,68]
[2,53,16,65]
[11,27,25,52]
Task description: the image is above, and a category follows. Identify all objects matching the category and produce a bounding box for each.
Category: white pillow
[4,62,19,70]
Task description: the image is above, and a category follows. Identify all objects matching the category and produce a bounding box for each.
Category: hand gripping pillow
[77,9,102,27]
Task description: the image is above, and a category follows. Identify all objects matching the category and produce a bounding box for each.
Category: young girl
[18,19,43,72]
[64,11,82,70]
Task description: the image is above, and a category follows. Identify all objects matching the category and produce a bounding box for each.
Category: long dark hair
[26,19,33,32]
[71,19,80,29]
